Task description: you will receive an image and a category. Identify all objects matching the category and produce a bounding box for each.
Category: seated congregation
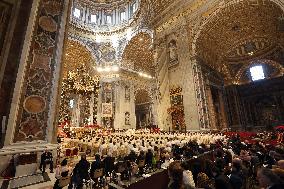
[50,130,284,189]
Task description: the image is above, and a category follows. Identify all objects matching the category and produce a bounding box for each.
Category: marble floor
[20,170,56,189]
[0,157,91,189]
[0,170,56,189]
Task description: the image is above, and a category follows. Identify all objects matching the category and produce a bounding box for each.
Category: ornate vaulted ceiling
[197,1,284,82]
[62,40,96,78]
[122,32,154,74]
[196,0,284,84]
[149,0,176,15]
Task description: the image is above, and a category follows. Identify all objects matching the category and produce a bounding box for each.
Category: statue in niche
[125,86,130,101]
[168,40,178,65]
[105,92,112,102]
[125,112,130,125]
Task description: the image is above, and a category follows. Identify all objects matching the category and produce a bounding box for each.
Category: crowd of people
[50,129,284,189]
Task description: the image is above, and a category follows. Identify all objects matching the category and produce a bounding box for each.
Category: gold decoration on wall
[135,89,151,104]
[197,1,282,65]
[195,0,284,84]
[64,64,100,94]
[62,39,95,78]
[122,32,154,74]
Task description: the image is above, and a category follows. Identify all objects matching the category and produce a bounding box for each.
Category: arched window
[130,2,137,15]
[69,99,75,108]
[90,14,97,23]
[73,8,81,18]
[250,65,265,81]
[120,11,126,22]
[106,15,112,24]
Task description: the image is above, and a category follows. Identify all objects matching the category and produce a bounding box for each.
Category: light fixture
[105,66,111,72]
[96,65,120,73]
[96,35,102,43]
[97,67,103,72]
[138,72,153,79]
[111,35,119,48]
[248,52,254,56]
[112,65,120,72]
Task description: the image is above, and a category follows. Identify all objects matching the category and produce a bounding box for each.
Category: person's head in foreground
[257,167,283,189]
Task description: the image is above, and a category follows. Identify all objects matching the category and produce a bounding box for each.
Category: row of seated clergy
[77,144,126,157]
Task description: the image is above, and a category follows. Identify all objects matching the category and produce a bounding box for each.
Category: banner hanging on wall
[102,103,113,117]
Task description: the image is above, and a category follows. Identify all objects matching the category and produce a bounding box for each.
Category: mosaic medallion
[23,95,46,114]
[39,16,57,32]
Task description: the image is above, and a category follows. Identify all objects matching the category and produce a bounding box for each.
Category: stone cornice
[0,142,58,156]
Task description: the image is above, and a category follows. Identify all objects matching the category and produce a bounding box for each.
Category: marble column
[126,4,129,21]
[89,93,94,125]
[155,41,171,131]
[97,85,102,126]
[176,26,200,131]
[218,89,228,129]
[4,0,71,146]
[205,85,217,130]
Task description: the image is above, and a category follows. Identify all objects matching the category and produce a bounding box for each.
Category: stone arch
[235,59,284,84]
[62,39,98,78]
[67,35,99,64]
[117,28,153,63]
[122,31,154,73]
[134,88,152,104]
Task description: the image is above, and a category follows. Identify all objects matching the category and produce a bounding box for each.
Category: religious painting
[0,1,12,56]
[102,103,112,117]
[125,112,130,125]
[168,39,179,68]
[125,86,130,101]
[168,87,185,131]
[170,87,183,106]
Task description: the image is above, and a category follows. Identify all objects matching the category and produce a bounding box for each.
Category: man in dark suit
[40,150,53,173]
[145,149,154,168]
[213,166,233,189]
[90,154,104,179]
[229,161,244,189]
[72,154,90,189]
[103,154,115,176]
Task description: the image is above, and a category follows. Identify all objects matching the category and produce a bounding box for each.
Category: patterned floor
[0,170,54,189]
